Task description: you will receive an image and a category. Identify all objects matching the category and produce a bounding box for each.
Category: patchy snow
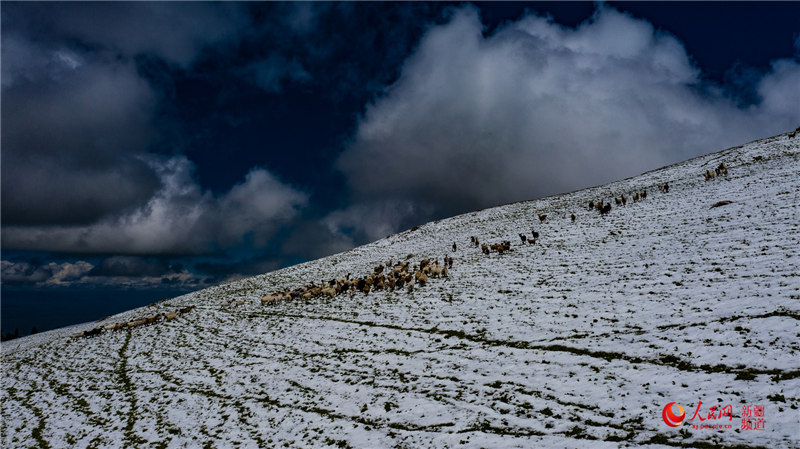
[3,130,800,448]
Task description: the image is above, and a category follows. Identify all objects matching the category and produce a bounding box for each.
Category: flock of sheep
[260,255,455,306]
[704,162,728,181]
[73,160,731,339]
[73,305,196,338]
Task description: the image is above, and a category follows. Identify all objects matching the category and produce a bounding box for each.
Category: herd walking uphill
[73,305,196,338]
[6,130,800,449]
[262,161,710,311]
[261,254,454,306]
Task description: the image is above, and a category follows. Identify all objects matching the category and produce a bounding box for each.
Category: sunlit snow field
[3,131,799,448]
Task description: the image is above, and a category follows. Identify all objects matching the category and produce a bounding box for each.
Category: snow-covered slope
[3,131,799,448]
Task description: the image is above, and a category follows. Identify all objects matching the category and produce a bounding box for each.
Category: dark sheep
[538,214,547,222]
[600,203,611,215]
[571,213,576,222]
[84,327,102,338]
[452,242,457,252]
[179,305,195,314]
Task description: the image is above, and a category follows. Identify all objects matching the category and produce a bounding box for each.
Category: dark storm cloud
[2,54,161,225]
[1,3,251,227]
[3,2,249,68]
[2,3,309,257]
[333,5,800,239]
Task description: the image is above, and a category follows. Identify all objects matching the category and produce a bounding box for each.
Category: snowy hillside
[3,130,799,448]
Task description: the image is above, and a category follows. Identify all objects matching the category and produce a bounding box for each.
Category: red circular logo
[662,402,686,427]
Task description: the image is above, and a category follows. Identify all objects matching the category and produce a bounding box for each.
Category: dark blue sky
[2,2,800,335]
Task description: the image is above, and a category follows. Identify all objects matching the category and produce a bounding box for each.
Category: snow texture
[3,130,800,448]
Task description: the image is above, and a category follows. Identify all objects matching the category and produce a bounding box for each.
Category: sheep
[640,190,647,199]
[538,214,547,222]
[600,203,611,215]
[452,242,457,252]
[234,300,245,307]
[165,311,179,320]
[632,192,639,202]
[374,264,384,274]
[621,195,627,206]
[715,162,728,177]
[571,213,576,222]
[420,259,431,271]
[406,253,414,260]
[128,318,147,328]
[588,200,595,210]
[519,233,527,244]
[179,306,195,314]
[527,237,536,245]
[82,327,102,338]
[615,197,622,206]
[415,271,428,286]
[392,263,409,276]
[531,230,539,239]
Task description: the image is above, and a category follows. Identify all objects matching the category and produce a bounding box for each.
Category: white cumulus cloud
[334,5,800,239]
